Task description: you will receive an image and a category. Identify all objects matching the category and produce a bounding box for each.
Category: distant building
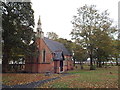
[25,16,73,73]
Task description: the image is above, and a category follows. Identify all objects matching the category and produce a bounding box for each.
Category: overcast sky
[31,0,119,40]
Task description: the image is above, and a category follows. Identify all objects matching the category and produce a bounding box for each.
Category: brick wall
[25,38,54,73]
[36,38,53,64]
[25,38,74,73]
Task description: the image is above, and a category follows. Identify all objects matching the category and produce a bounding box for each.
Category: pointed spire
[37,15,42,32]
[37,15,41,25]
[36,15,44,38]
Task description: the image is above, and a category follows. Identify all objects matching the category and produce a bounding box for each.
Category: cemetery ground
[2,64,119,88]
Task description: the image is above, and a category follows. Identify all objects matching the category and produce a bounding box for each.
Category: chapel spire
[36,15,44,38]
[37,15,41,25]
[37,15,42,32]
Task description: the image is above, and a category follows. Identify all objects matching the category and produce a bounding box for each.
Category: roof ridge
[44,37,63,45]
[43,37,71,55]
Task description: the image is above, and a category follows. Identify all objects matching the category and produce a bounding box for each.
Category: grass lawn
[2,73,60,86]
[38,65,118,88]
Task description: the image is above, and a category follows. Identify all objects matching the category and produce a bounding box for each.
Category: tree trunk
[73,57,75,66]
[98,60,102,68]
[96,61,99,67]
[116,58,118,66]
[97,53,102,68]
[102,61,104,65]
[2,45,10,72]
[93,59,96,65]
[90,53,94,70]
[80,61,83,69]
[2,52,9,72]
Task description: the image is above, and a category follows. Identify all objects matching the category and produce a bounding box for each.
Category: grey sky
[31,0,119,40]
[118,1,120,29]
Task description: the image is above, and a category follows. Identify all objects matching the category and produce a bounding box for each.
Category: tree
[56,38,73,53]
[72,43,88,69]
[46,32,58,40]
[112,39,120,66]
[2,2,36,72]
[56,38,88,68]
[56,38,76,66]
[70,5,117,70]
[94,30,113,67]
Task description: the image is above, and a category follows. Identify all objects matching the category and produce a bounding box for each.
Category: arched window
[42,49,46,62]
[37,56,39,63]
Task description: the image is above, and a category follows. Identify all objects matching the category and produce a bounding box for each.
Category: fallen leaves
[2,73,60,86]
[38,66,118,88]
[2,66,118,88]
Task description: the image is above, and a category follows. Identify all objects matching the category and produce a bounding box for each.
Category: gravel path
[2,73,73,88]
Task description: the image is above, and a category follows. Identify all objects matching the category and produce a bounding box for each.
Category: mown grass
[38,66,118,88]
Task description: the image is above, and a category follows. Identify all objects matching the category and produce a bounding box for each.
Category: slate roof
[43,37,71,56]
